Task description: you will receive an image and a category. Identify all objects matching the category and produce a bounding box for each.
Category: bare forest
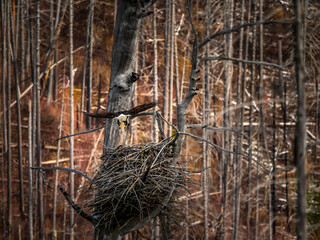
[0,0,320,239]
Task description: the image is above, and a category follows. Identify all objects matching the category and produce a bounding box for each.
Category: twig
[58,184,96,225]
[31,166,93,181]
[180,132,241,155]
[56,125,105,141]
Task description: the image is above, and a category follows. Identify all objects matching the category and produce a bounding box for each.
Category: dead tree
[103,0,155,151]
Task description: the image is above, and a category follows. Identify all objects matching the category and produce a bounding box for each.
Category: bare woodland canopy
[0,0,319,239]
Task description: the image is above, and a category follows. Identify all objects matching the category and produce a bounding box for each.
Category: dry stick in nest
[88,142,187,235]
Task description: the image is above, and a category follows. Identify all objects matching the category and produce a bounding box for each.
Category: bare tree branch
[58,184,96,225]
[200,56,286,71]
[199,20,292,49]
[187,124,246,135]
[31,166,93,181]
[56,125,105,141]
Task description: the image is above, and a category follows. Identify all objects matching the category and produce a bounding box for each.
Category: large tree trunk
[103,0,155,151]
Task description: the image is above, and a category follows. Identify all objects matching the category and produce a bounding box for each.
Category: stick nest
[86,139,190,232]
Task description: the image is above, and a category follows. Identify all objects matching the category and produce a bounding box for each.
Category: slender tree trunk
[9,0,25,215]
[34,0,44,238]
[47,0,54,103]
[15,0,21,56]
[272,75,277,240]
[26,0,37,234]
[233,1,245,239]
[162,0,170,136]
[249,3,259,240]
[81,2,90,116]
[69,0,75,239]
[25,0,30,79]
[203,0,210,238]
[86,0,95,129]
[294,0,307,239]
[152,3,158,142]
[53,0,61,103]
[1,0,7,155]
[0,3,7,143]
[63,201,67,240]
[169,0,174,133]
[244,0,252,236]
[222,0,233,238]
[20,0,25,89]
[1,0,7,236]
[53,41,59,103]
[284,77,289,232]
[51,79,65,239]
[28,101,33,240]
[6,0,12,235]
[1,135,5,237]
[174,21,179,103]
